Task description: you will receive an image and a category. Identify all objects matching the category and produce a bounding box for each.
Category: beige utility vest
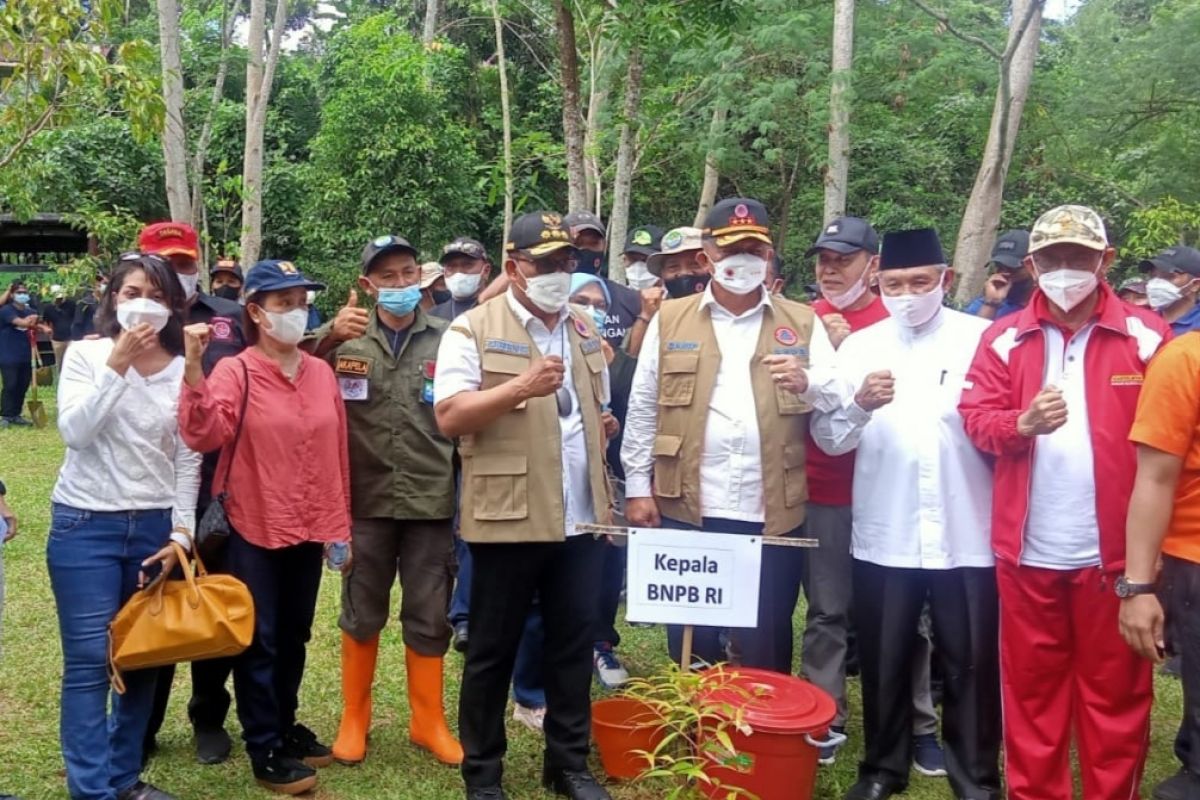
[653,293,814,536]
[456,296,612,543]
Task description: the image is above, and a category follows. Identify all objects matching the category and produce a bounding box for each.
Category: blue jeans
[47,503,171,800]
[512,603,545,709]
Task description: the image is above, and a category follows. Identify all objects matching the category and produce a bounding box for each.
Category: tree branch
[908,0,1001,60]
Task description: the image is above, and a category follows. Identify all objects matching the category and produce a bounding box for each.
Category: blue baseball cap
[244,259,326,296]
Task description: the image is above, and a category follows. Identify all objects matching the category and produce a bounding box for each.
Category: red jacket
[958,283,1171,571]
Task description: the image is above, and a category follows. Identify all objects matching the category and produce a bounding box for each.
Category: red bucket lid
[698,667,836,734]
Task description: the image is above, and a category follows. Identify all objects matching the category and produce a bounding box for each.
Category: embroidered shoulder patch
[335,356,372,376]
[666,341,700,351]
[580,338,602,355]
[1111,373,1144,386]
[484,339,531,357]
[774,326,799,346]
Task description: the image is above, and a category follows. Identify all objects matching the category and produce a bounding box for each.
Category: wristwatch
[1114,576,1157,599]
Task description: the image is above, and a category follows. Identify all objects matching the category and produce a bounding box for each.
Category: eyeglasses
[1031,252,1103,273]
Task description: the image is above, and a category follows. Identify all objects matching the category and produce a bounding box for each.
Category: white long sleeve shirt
[621,286,850,523]
[434,291,609,538]
[51,338,200,542]
[810,308,994,569]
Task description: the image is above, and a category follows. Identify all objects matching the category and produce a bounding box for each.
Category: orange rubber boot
[332,632,379,765]
[406,646,464,765]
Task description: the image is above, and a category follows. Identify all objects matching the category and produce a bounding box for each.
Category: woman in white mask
[178,259,352,796]
[48,252,200,800]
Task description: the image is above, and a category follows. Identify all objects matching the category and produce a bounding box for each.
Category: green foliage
[1124,199,1200,258]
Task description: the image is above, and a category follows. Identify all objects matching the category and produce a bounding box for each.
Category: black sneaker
[1153,768,1200,800]
[116,782,176,800]
[6,416,31,427]
[252,750,317,795]
[195,724,233,764]
[542,764,611,800]
[465,788,508,800]
[282,723,333,768]
[453,621,469,654]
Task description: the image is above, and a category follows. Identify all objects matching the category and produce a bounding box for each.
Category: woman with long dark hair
[48,252,200,800]
[179,259,351,796]
[0,279,39,427]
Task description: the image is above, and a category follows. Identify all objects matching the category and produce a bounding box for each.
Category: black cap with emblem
[879,228,947,271]
[989,230,1030,270]
[1139,245,1200,277]
[440,236,489,264]
[704,198,772,247]
[623,225,665,258]
[361,234,418,274]
[563,211,606,238]
[506,211,574,258]
[805,216,879,257]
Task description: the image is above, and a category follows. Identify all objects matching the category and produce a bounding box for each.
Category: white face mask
[1037,263,1100,313]
[825,265,870,310]
[116,297,172,333]
[519,270,571,314]
[1146,277,1184,310]
[176,272,200,301]
[626,261,658,291]
[882,283,945,328]
[260,307,309,345]
[445,272,482,300]
[711,253,768,295]
[306,290,317,305]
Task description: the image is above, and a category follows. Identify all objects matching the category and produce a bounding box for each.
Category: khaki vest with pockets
[653,293,813,536]
[457,296,612,543]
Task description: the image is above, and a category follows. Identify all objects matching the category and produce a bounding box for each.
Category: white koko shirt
[51,338,200,541]
[810,308,994,570]
[434,290,609,538]
[622,285,849,523]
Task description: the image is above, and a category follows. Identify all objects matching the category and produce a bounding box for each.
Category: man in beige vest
[622,197,849,673]
[434,211,616,800]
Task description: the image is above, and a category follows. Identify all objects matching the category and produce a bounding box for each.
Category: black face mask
[664,272,711,298]
[1006,274,1034,306]
[431,289,453,305]
[214,285,241,302]
[574,248,605,276]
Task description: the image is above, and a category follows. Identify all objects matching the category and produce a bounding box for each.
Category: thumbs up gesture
[331,288,369,343]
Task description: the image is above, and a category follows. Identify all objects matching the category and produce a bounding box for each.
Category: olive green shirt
[327,309,455,520]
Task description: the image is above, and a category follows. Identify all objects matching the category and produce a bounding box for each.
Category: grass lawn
[0,408,1187,799]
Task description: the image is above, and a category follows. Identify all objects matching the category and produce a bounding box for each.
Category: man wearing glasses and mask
[434,210,617,800]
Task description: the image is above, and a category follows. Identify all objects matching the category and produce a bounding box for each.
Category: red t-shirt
[805,295,890,506]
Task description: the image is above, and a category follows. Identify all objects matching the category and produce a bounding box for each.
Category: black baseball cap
[805,216,879,257]
[440,237,489,263]
[361,234,418,274]
[624,225,665,258]
[1139,246,1200,277]
[505,211,573,257]
[563,211,606,238]
[704,198,772,247]
[211,258,243,282]
[244,260,325,295]
[989,230,1030,270]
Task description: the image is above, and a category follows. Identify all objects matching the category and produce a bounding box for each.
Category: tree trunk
[156,0,191,222]
[490,0,513,243]
[824,0,855,223]
[190,0,240,271]
[952,0,1044,303]
[422,0,440,45]
[583,36,609,214]
[607,46,643,282]
[694,105,726,227]
[239,0,287,266]
[553,0,587,213]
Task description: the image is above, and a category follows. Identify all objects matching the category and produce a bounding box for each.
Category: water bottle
[326,541,350,572]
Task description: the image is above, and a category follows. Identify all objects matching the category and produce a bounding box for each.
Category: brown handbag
[108,540,255,694]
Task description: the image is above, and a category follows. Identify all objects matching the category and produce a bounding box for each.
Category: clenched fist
[1018,385,1067,437]
[516,355,566,401]
[625,497,661,528]
[640,286,665,317]
[855,370,895,412]
[761,354,810,395]
[821,313,853,350]
[183,322,212,363]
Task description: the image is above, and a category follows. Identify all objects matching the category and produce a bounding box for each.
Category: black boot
[281,723,333,768]
[116,782,176,800]
[542,763,611,800]
[194,724,233,765]
[464,788,507,800]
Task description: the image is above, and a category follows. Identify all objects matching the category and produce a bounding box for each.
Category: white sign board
[624,527,763,628]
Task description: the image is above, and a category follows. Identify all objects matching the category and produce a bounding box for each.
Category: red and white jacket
[958,283,1171,572]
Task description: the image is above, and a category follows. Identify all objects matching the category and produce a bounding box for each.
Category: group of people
[3,197,1200,800]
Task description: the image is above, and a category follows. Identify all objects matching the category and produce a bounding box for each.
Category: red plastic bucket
[591,696,665,780]
[696,668,836,800]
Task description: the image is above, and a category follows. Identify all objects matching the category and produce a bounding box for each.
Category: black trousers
[662,516,804,673]
[226,534,323,758]
[459,535,605,789]
[0,361,31,418]
[1163,555,1200,774]
[853,559,1001,799]
[593,539,624,648]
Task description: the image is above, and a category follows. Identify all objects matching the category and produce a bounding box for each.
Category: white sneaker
[512,703,546,732]
[593,645,630,689]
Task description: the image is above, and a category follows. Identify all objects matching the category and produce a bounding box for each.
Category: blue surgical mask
[375,284,421,316]
[13,293,30,305]
[585,305,607,331]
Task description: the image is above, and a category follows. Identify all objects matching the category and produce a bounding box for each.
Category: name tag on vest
[335,356,372,376]
[580,338,602,355]
[484,339,531,357]
[666,341,700,351]
[772,346,808,357]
